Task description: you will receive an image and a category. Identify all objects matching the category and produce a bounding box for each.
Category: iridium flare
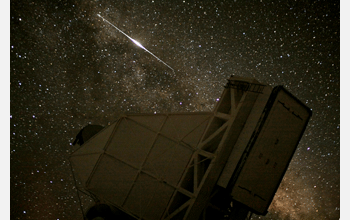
[97,14,175,72]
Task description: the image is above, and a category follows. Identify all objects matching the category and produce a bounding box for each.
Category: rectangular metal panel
[88,154,139,206]
[143,135,193,185]
[106,118,157,168]
[231,87,312,214]
[124,173,175,220]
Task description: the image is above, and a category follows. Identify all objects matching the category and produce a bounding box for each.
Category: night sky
[10,0,340,219]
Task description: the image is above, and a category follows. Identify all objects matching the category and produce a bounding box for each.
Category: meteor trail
[97,14,175,72]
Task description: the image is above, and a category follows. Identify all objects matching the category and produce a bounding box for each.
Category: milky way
[11,1,339,219]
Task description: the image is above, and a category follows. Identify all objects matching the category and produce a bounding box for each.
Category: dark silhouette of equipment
[70,76,312,220]
[73,125,104,146]
[86,204,114,220]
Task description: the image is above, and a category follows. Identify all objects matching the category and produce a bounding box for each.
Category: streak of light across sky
[97,14,175,72]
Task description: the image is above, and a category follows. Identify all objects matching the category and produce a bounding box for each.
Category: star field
[10,0,339,219]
